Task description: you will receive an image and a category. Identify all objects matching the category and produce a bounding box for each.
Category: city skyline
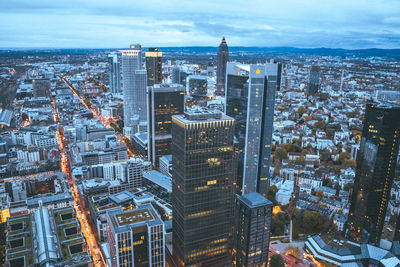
[1,0,400,49]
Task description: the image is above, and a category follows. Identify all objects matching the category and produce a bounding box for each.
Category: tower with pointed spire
[216,36,229,96]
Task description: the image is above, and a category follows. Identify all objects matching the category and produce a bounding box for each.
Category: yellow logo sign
[256,68,260,74]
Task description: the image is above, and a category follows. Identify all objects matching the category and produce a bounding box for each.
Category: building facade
[308,65,320,95]
[107,204,165,267]
[216,36,229,96]
[346,102,400,245]
[147,85,185,166]
[233,193,273,267]
[121,44,146,136]
[108,53,121,94]
[145,48,162,86]
[171,108,236,266]
[225,62,281,195]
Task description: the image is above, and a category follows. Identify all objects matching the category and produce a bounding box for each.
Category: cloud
[0,0,399,48]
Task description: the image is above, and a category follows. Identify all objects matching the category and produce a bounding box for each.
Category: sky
[1,0,400,49]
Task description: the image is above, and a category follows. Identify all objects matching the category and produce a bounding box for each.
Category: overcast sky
[1,0,400,49]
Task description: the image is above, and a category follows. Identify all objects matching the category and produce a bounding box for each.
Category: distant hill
[1,46,400,58]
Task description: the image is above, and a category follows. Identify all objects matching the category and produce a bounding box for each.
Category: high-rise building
[225,61,282,195]
[147,85,185,166]
[107,204,165,267]
[171,108,235,266]
[186,75,208,100]
[233,193,273,267]
[346,102,400,245]
[216,36,229,96]
[171,66,187,86]
[121,44,146,136]
[145,48,162,86]
[133,69,148,132]
[308,65,320,95]
[108,53,121,94]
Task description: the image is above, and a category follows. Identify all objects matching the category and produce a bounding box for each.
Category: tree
[294,156,306,166]
[343,159,356,168]
[267,185,279,205]
[343,183,354,192]
[269,254,285,267]
[274,147,288,163]
[298,106,307,116]
[338,151,351,164]
[273,166,281,177]
[285,245,301,258]
[315,190,324,198]
[302,210,319,232]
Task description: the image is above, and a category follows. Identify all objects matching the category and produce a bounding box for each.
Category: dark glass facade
[308,65,320,95]
[172,110,235,266]
[147,86,185,166]
[346,102,400,245]
[233,193,273,267]
[225,63,281,196]
[145,48,162,86]
[216,37,229,96]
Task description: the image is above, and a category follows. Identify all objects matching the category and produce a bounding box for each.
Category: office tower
[133,69,148,132]
[126,157,152,188]
[121,44,146,136]
[171,66,188,86]
[186,75,208,100]
[107,204,165,267]
[108,53,121,94]
[233,193,273,267]
[346,102,400,245]
[147,85,184,166]
[171,108,235,266]
[145,48,162,86]
[308,65,320,95]
[225,61,281,195]
[216,36,229,96]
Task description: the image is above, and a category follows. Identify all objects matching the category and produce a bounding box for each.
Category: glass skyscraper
[145,48,162,86]
[171,108,235,266]
[308,65,320,95]
[346,102,400,245]
[147,85,185,166]
[108,53,121,94]
[225,62,281,195]
[233,193,273,267]
[216,36,229,96]
[121,44,148,136]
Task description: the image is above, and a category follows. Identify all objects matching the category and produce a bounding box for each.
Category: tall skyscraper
[145,48,162,86]
[225,61,281,196]
[107,204,165,267]
[121,44,147,136]
[171,108,235,266]
[308,65,320,95]
[346,102,400,245]
[186,75,208,100]
[233,193,273,267]
[147,85,185,166]
[216,36,229,96]
[108,53,121,94]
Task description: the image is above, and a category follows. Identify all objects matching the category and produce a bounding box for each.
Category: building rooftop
[238,192,273,208]
[143,170,172,192]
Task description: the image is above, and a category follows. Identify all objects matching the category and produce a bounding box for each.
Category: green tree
[302,210,319,232]
[338,151,351,164]
[269,254,285,267]
[298,106,307,116]
[285,245,301,258]
[343,183,354,192]
[315,190,324,198]
[273,166,281,177]
[274,147,288,162]
[294,156,306,166]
